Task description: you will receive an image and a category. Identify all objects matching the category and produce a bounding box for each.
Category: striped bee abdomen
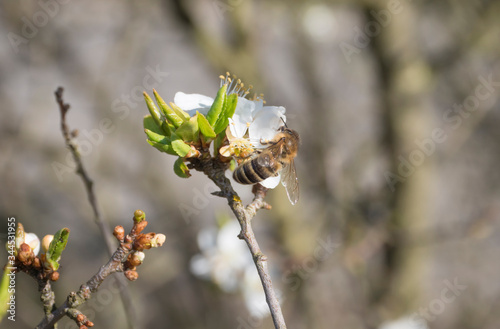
[233,156,278,185]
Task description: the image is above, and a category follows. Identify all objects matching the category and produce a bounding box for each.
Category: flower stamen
[219,72,254,98]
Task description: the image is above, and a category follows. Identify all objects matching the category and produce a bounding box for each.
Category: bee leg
[260,138,270,145]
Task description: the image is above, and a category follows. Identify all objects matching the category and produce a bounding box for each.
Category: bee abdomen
[233,159,275,184]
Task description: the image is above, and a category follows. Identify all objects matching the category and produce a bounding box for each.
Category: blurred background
[1,0,500,328]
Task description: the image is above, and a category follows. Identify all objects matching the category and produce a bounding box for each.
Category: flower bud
[124,270,139,281]
[134,221,148,235]
[25,232,40,256]
[133,233,154,251]
[113,226,125,241]
[50,271,60,281]
[41,235,54,253]
[151,234,166,248]
[133,210,145,222]
[17,243,34,264]
[129,251,145,267]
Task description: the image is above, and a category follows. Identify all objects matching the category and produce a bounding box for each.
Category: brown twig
[54,87,138,329]
[190,157,287,329]
[35,212,160,329]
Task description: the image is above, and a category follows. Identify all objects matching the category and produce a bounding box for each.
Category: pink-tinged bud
[76,314,85,322]
[41,235,54,253]
[124,270,139,281]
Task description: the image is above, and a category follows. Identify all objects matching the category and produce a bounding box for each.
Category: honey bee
[233,126,300,205]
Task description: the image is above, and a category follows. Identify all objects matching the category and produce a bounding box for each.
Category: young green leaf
[171,134,192,157]
[143,115,164,135]
[170,102,191,121]
[197,112,216,139]
[206,84,228,126]
[213,129,227,154]
[143,92,163,129]
[145,129,170,144]
[0,267,14,322]
[213,93,238,134]
[153,89,184,128]
[175,115,199,143]
[147,140,177,155]
[173,157,191,178]
[46,228,70,271]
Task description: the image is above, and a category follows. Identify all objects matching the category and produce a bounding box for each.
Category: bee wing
[281,159,299,205]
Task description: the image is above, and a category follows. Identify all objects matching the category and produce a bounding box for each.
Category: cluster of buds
[75,312,94,329]
[113,210,166,281]
[6,223,69,282]
[143,77,241,178]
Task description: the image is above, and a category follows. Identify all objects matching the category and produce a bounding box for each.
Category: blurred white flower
[190,221,249,292]
[25,232,40,256]
[379,316,428,329]
[190,221,275,317]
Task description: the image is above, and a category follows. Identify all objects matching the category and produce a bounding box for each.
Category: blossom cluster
[143,73,286,188]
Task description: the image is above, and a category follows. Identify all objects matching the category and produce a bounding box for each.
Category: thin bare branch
[35,213,157,329]
[191,157,287,329]
[54,87,138,329]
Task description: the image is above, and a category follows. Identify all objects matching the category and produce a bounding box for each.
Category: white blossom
[174,79,287,189]
[25,232,40,256]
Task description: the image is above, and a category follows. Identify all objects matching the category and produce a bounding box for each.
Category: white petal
[229,118,247,139]
[249,106,286,143]
[251,100,265,116]
[260,175,281,189]
[25,232,40,256]
[230,98,255,138]
[174,92,214,116]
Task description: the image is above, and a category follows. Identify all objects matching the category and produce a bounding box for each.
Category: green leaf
[197,112,216,139]
[147,140,177,155]
[213,93,238,134]
[46,228,70,271]
[175,115,199,143]
[145,129,170,144]
[153,89,184,128]
[171,134,192,157]
[213,129,227,154]
[143,92,163,129]
[0,267,14,322]
[206,84,227,126]
[170,102,191,121]
[143,115,163,135]
[173,157,191,178]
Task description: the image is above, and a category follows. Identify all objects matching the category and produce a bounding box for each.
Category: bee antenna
[280,116,288,128]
